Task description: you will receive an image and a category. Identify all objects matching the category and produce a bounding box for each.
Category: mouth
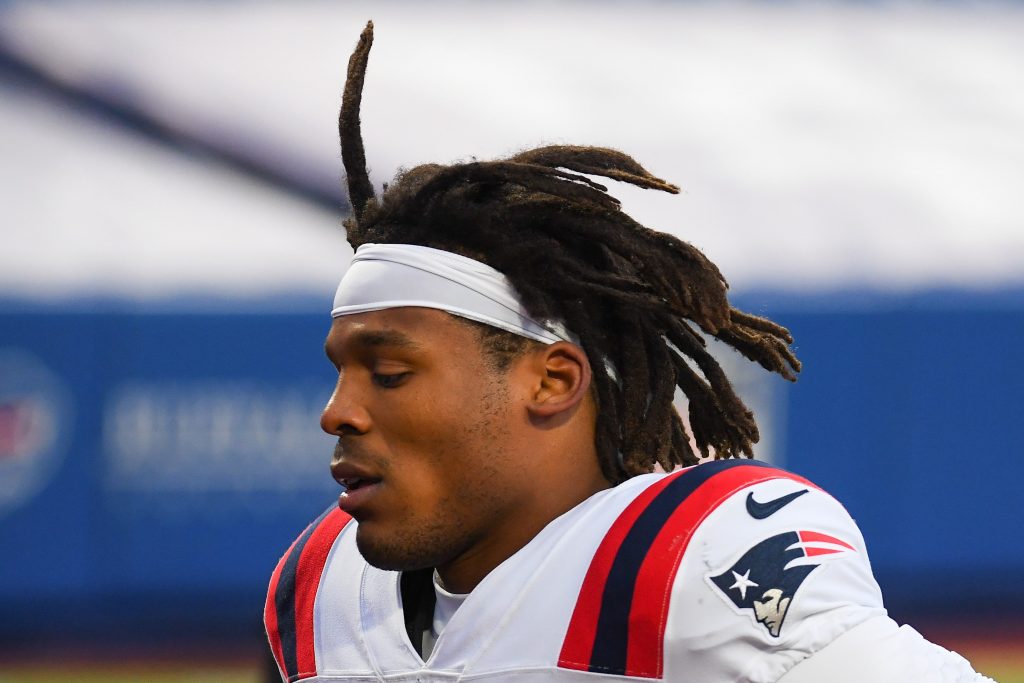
[339,476,381,493]
[335,471,383,514]
[331,452,384,514]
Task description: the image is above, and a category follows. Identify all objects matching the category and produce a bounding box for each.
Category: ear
[526,342,592,419]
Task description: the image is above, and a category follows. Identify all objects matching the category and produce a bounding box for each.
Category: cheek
[380,371,504,454]
[389,394,515,501]
[372,364,521,501]
[387,424,484,503]
[372,403,469,499]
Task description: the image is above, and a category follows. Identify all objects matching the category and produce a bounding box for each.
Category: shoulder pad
[560,459,814,678]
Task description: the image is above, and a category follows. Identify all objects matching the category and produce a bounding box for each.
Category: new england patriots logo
[708,530,855,637]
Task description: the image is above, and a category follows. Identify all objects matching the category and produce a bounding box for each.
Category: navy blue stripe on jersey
[588,459,774,675]
[275,506,333,681]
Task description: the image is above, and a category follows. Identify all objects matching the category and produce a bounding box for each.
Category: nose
[320,373,372,436]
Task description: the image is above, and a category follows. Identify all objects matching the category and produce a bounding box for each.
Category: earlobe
[528,342,592,419]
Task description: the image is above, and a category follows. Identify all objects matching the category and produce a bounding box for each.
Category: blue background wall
[1,296,1022,644]
[776,301,1024,615]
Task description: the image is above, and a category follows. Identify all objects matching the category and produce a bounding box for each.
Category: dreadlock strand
[670,355,719,459]
[669,324,759,445]
[666,328,759,460]
[639,333,678,471]
[616,317,653,470]
[476,162,621,210]
[729,308,795,344]
[511,146,680,194]
[588,346,627,483]
[340,20,377,221]
[669,411,699,469]
[716,325,801,382]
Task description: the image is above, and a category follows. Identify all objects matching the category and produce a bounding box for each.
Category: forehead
[325,307,479,350]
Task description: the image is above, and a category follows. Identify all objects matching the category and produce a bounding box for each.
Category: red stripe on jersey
[625,465,817,678]
[265,536,299,678]
[293,508,352,679]
[799,529,855,556]
[557,469,688,671]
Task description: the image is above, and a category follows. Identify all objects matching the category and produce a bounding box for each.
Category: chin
[354,522,454,572]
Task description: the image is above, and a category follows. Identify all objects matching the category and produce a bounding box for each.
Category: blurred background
[1,1,1022,681]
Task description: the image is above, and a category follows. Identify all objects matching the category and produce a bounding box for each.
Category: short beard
[353,514,475,572]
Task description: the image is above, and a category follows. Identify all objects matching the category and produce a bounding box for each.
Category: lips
[337,479,381,514]
[331,461,382,514]
[338,476,375,491]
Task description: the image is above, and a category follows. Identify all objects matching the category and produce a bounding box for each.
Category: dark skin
[320,306,611,594]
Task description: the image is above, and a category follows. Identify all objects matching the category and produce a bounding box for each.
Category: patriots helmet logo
[709,530,855,637]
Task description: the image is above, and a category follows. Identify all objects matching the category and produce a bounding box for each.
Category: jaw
[352,509,467,574]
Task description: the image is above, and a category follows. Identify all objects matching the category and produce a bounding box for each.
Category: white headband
[331,243,575,345]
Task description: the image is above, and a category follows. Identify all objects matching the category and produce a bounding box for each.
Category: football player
[264,22,992,682]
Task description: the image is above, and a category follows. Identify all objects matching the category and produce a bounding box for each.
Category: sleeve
[265,530,300,683]
[660,467,982,682]
[264,504,353,683]
[775,615,995,682]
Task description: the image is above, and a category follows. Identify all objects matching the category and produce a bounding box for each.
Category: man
[264,23,991,682]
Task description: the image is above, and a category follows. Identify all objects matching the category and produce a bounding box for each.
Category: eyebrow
[325,328,423,359]
[351,329,422,349]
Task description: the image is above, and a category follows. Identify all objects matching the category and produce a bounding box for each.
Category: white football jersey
[264,460,977,682]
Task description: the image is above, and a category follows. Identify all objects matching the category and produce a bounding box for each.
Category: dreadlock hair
[338,21,801,485]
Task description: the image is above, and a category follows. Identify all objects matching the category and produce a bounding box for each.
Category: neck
[435,457,610,594]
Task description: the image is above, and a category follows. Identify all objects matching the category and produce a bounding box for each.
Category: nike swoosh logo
[746,488,809,519]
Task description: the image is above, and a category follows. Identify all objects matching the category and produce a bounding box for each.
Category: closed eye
[372,372,410,388]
